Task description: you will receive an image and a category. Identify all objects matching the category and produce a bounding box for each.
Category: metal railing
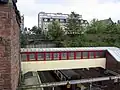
[20,75,120,89]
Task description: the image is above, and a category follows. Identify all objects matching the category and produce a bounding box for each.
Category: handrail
[20,75,120,89]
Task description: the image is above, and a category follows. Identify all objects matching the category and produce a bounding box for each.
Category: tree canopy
[65,12,84,35]
[47,21,65,41]
[20,12,120,48]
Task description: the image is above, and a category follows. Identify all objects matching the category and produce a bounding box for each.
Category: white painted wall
[21,58,106,74]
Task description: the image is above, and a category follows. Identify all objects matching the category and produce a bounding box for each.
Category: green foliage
[47,21,65,47]
[47,21,65,41]
[65,12,84,35]
[20,26,46,48]
[86,19,107,34]
[20,30,27,48]
[63,12,85,47]
[30,26,42,35]
[85,19,120,47]
[20,14,120,48]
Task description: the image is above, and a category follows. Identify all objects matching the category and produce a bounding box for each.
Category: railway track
[73,68,109,79]
[37,68,120,90]
[38,71,62,90]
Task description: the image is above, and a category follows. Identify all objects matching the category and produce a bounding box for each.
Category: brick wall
[0,4,20,90]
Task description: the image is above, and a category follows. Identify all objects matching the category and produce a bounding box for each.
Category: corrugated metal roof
[21,47,111,52]
[107,47,120,62]
[21,47,120,62]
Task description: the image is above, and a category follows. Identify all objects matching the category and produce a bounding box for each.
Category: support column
[0,1,21,90]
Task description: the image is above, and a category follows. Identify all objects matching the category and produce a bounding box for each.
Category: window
[29,53,35,60]
[100,51,105,58]
[89,52,94,59]
[60,19,64,23]
[50,18,53,22]
[38,53,44,60]
[21,54,27,61]
[76,52,81,59]
[53,19,56,21]
[44,18,48,22]
[83,52,88,59]
[64,19,67,23]
[54,53,59,60]
[61,52,67,60]
[69,52,74,60]
[48,18,50,22]
[96,51,100,58]
[46,53,51,60]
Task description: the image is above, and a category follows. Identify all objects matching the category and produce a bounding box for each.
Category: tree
[105,23,120,34]
[65,12,84,35]
[85,18,120,47]
[86,19,107,34]
[63,12,85,47]
[47,21,65,47]
[20,28,27,48]
[30,26,42,35]
[29,26,48,40]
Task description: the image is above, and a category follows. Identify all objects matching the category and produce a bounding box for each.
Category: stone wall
[0,3,20,90]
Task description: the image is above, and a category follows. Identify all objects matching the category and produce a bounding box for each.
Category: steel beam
[20,75,120,89]
[105,70,120,76]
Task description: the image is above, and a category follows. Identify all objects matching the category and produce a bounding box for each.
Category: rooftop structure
[99,18,114,24]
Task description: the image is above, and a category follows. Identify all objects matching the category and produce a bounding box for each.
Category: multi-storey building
[118,20,120,24]
[21,15,24,32]
[38,12,69,31]
[38,12,89,33]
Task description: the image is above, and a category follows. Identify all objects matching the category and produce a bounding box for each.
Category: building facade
[21,15,24,31]
[38,12,89,33]
[118,20,120,24]
[38,12,69,32]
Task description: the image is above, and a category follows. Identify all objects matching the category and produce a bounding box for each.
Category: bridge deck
[21,58,106,74]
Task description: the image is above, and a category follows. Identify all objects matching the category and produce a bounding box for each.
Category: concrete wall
[22,58,106,74]
[0,3,20,90]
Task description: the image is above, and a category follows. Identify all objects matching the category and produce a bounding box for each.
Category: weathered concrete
[23,72,43,90]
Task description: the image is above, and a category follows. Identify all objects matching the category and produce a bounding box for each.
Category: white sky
[17,0,120,28]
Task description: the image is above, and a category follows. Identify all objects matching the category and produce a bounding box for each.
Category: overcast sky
[17,0,120,28]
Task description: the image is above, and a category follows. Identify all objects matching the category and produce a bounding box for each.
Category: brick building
[0,0,21,90]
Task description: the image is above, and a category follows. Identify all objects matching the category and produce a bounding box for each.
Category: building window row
[21,51,105,61]
[43,18,67,23]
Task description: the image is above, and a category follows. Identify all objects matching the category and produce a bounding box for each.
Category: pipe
[20,75,120,89]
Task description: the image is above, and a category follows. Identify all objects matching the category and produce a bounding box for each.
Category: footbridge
[21,47,120,74]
